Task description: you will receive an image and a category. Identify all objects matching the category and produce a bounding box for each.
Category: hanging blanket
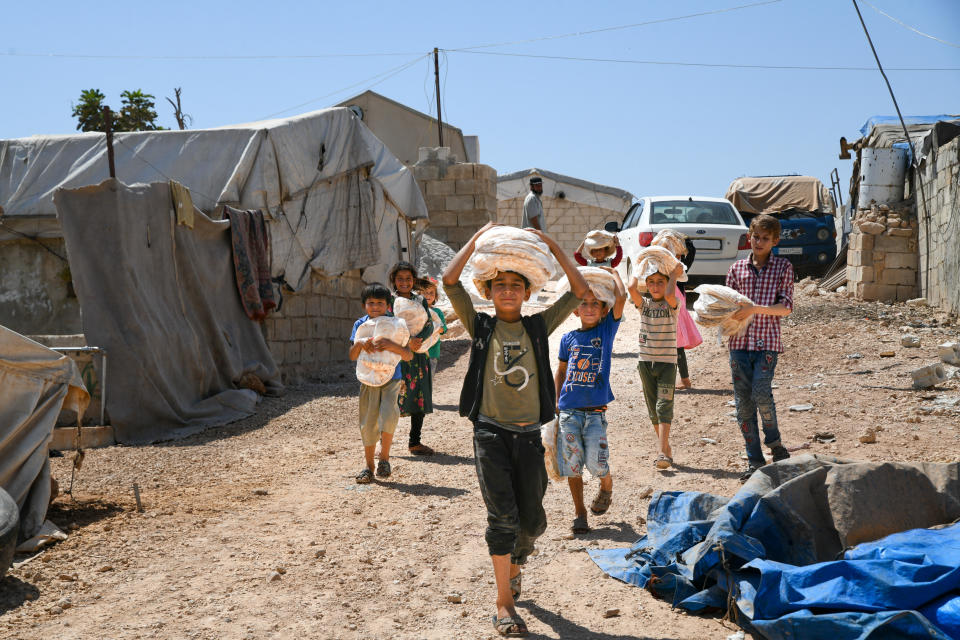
[225,206,276,321]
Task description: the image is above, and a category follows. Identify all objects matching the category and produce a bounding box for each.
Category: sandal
[654,454,673,470]
[493,614,528,637]
[571,515,590,534]
[355,468,374,484]
[376,460,391,478]
[408,443,435,456]
[510,571,522,599]
[590,489,613,515]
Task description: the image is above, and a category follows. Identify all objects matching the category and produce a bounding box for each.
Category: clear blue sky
[3,0,958,203]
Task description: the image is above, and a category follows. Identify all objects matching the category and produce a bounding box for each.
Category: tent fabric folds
[54,180,283,444]
[0,325,89,539]
[589,455,960,639]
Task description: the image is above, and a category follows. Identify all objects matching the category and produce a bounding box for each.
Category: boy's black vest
[459,312,555,426]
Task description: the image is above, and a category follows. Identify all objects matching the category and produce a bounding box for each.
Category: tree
[165,87,192,130]
[117,90,164,131]
[70,88,166,132]
[71,89,110,132]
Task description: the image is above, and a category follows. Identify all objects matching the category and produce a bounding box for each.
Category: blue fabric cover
[589,456,960,639]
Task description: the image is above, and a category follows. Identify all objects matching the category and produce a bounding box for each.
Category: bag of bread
[354,316,410,386]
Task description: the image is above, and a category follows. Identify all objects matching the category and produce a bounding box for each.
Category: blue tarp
[859,115,957,137]
[589,456,960,639]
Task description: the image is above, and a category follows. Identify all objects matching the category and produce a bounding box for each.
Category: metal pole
[851,0,930,295]
[433,47,444,148]
[103,106,116,179]
[100,351,107,426]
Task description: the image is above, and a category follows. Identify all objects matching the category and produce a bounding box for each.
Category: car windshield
[650,201,740,226]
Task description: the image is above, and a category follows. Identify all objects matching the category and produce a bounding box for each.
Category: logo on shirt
[564,345,601,388]
[492,341,532,391]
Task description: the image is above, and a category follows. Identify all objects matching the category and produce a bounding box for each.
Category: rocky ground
[1,282,958,640]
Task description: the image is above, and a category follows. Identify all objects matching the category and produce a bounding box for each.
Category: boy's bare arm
[373,337,413,361]
[626,275,645,309]
[533,230,589,299]
[442,221,498,286]
[348,338,366,361]
[554,360,567,414]
[608,268,627,319]
[664,263,682,309]
[732,302,791,320]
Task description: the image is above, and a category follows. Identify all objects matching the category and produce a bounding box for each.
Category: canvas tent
[0,325,89,540]
[0,107,429,288]
[725,176,836,215]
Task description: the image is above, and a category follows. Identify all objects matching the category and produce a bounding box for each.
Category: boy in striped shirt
[627,262,684,471]
[726,214,794,483]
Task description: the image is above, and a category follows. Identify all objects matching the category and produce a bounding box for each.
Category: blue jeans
[473,422,548,564]
[557,410,610,478]
[729,350,782,467]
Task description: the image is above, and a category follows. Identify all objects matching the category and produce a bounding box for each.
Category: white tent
[0,107,428,289]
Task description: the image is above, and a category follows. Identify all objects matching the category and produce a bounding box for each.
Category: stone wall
[847,202,919,302]
[261,269,366,381]
[413,148,496,250]
[912,135,960,314]
[0,238,81,334]
[497,196,622,258]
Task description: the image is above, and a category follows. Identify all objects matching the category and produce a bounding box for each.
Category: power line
[445,49,960,71]
[862,0,960,48]
[0,50,424,60]
[447,0,783,51]
[260,54,429,120]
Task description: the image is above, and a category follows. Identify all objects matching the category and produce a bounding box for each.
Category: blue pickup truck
[724,175,837,278]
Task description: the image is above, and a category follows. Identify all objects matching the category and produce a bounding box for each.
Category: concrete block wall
[846,202,920,302]
[413,148,496,250]
[262,268,366,379]
[0,238,81,335]
[913,136,960,315]
[497,196,622,258]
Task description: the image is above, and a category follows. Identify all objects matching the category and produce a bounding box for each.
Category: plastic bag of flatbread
[416,307,443,354]
[692,284,754,338]
[467,226,557,298]
[393,296,429,335]
[581,229,617,253]
[650,229,689,257]
[354,316,410,386]
[540,417,562,482]
[557,266,617,309]
[634,245,688,283]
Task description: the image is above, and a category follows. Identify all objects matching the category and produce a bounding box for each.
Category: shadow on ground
[0,576,40,616]
[519,601,685,640]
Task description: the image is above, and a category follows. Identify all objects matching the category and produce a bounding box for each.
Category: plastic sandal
[355,468,374,484]
[376,460,391,478]
[589,489,613,515]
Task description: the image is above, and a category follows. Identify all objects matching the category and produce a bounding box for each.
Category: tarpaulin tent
[589,455,960,640]
[0,107,428,288]
[725,176,835,216]
[0,325,89,539]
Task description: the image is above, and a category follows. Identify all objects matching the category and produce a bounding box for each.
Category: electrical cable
[445,49,960,71]
[447,0,783,51]
[861,0,960,48]
[0,50,425,60]
[260,53,429,120]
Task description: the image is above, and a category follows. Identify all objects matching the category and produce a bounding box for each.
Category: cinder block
[473,194,496,212]
[307,295,322,317]
[291,318,309,339]
[881,268,916,286]
[275,318,292,341]
[874,234,912,252]
[884,252,919,270]
[431,211,457,227]
[285,341,301,364]
[847,249,873,267]
[896,285,919,301]
[859,283,898,301]
[847,265,874,282]
[269,341,285,365]
[316,340,331,364]
[455,179,478,194]
[425,195,447,212]
[849,232,873,251]
[285,294,306,317]
[334,298,349,318]
[445,163,474,180]
[445,195,475,210]
[426,180,456,196]
[413,164,440,181]
[301,340,317,365]
[474,164,496,181]
[321,296,338,317]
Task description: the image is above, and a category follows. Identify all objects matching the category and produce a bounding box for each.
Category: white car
[604,196,750,282]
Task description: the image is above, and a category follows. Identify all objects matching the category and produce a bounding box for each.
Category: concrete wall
[413,148,496,251]
[261,269,366,381]
[913,135,960,314]
[497,196,624,258]
[0,238,81,334]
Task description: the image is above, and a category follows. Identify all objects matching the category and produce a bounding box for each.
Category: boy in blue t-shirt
[553,268,627,534]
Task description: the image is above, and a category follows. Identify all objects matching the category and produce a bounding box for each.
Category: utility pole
[103,106,116,178]
[433,47,444,148]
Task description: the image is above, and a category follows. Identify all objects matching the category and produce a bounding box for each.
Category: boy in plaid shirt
[726,214,794,483]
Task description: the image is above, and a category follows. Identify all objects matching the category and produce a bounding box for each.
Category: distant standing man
[521,176,546,232]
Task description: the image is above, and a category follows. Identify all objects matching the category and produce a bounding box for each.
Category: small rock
[859,428,877,444]
[901,334,921,348]
[68,522,79,531]
[49,606,64,615]
[275,566,286,575]
[314,549,326,558]
[603,608,620,618]
[97,565,114,572]
[347,623,357,630]
[636,515,646,525]
[846,353,863,359]
[446,593,463,604]
[727,631,746,640]
[268,571,282,582]
[252,489,268,496]
[638,485,653,499]
[57,596,73,609]
[700,437,718,445]
[789,403,814,412]
[58,573,78,582]
[907,297,928,307]
[879,351,896,358]
[562,533,575,540]
[913,434,920,440]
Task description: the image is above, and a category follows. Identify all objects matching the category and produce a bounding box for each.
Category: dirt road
[2,285,958,639]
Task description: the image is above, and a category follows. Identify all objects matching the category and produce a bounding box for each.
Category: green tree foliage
[70,88,166,132]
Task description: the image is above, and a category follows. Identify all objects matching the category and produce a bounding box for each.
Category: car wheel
[0,487,18,579]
